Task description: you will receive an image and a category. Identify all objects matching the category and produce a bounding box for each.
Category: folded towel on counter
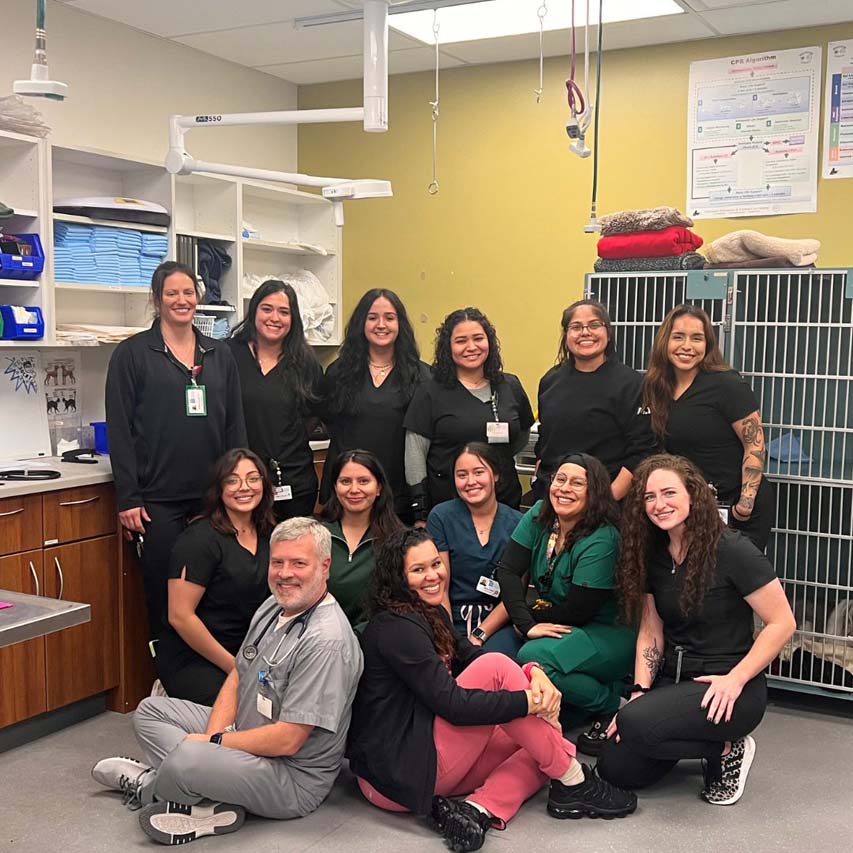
[705,230,820,266]
[703,255,816,270]
[599,206,694,237]
[594,252,706,273]
[597,226,704,260]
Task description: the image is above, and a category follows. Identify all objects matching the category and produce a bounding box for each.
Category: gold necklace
[369,360,393,376]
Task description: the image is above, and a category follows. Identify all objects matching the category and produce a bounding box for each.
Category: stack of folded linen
[704,230,820,269]
[140,233,169,283]
[54,223,94,281]
[594,207,705,272]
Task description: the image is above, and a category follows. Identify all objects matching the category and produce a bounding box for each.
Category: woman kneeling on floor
[597,454,796,805]
[346,528,636,852]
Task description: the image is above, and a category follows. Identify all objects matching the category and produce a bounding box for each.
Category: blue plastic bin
[90,421,109,455]
[0,305,45,340]
[0,234,45,280]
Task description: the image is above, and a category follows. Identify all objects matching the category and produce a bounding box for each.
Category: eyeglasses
[552,474,588,490]
[223,473,263,490]
[567,320,606,335]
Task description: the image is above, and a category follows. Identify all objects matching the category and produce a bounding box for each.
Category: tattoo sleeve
[642,639,663,683]
[738,414,766,508]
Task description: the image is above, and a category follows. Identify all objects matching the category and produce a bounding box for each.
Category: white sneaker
[138,800,246,845]
[701,735,756,805]
[91,756,152,810]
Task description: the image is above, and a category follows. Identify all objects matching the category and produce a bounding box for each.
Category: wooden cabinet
[43,536,119,709]
[0,551,48,727]
[43,483,116,546]
[0,494,43,557]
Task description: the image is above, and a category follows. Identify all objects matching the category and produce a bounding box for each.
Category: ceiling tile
[444,14,716,64]
[175,18,423,68]
[260,48,465,85]
[64,0,351,38]
[703,0,853,34]
[681,0,780,9]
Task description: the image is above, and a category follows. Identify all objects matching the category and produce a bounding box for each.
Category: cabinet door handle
[29,561,40,597]
[54,557,64,600]
[59,496,101,508]
[0,507,24,517]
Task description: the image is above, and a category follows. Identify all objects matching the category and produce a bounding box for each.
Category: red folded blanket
[597,226,703,260]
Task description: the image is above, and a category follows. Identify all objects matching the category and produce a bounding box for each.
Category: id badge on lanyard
[185,366,207,417]
[486,391,510,444]
[269,459,293,502]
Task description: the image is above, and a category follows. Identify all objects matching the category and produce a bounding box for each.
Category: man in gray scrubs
[91,517,363,845]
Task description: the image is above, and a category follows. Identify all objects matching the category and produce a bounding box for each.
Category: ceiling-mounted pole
[363,0,390,132]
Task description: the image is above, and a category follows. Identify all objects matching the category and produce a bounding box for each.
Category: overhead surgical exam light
[14,0,68,101]
[166,0,393,225]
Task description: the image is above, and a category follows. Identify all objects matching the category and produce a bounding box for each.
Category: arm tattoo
[740,414,761,446]
[642,639,663,682]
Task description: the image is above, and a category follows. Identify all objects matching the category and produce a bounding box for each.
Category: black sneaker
[547,763,637,820]
[700,735,756,806]
[575,715,612,756]
[138,800,246,845]
[442,800,492,852]
[426,795,457,835]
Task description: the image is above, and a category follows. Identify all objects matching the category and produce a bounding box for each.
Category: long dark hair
[200,448,275,537]
[556,299,616,366]
[369,527,456,660]
[536,452,620,550]
[642,305,730,439]
[433,307,504,388]
[321,449,403,542]
[230,280,319,405]
[617,453,724,625]
[325,288,422,415]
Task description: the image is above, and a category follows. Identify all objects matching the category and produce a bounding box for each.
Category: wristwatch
[470,627,488,643]
[209,732,224,745]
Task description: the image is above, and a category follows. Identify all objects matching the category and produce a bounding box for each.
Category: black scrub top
[536,358,656,482]
[157,518,271,670]
[321,359,431,513]
[404,374,534,509]
[227,339,323,501]
[647,529,776,670]
[663,369,760,500]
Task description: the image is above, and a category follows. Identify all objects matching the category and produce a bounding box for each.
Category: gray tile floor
[1,700,850,853]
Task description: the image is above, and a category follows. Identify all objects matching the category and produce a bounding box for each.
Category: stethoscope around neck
[242,592,327,669]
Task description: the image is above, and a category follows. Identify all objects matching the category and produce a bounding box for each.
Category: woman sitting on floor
[597,454,796,805]
[494,453,636,750]
[346,528,636,853]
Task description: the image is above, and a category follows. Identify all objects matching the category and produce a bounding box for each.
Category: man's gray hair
[270,516,331,562]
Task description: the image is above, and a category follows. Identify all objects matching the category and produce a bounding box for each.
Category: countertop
[0,455,114,498]
[0,588,91,648]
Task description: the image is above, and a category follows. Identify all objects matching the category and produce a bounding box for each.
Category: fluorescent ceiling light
[390,0,683,45]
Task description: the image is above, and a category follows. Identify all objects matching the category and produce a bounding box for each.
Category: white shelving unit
[0,130,48,344]
[1,143,343,348]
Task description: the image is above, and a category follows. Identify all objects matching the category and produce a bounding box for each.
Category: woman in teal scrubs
[495,453,636,737]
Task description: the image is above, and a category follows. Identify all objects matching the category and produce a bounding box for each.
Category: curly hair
[536,453,621,549]
[325,288,423,416]
[200,448,275,537]
[321,449,403,542]
[369,527,457,660]
[432,307,504,388]
[641,305,730,439]
[555,299,616,366]
[230,280,320,407]
[617,453,724,626]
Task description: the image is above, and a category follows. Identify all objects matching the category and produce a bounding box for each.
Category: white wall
[3,0,300,444]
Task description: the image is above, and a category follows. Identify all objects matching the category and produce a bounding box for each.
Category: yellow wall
[299,22,853,396]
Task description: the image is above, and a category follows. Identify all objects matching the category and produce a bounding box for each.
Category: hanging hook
[428,10,441,195]
[535,2,547,103]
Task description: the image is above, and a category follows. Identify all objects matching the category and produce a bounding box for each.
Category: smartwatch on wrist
[209,732,224,745]
[470,627,488,643]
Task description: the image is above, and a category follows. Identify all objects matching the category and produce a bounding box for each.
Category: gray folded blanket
[599,206,694,237]
[705,230,820,266]
[594,252,706,273]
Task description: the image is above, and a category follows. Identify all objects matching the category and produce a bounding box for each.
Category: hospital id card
[486,421,509,444]
[717,505,730,524]
[185,384,207,417]
[476,576,501,598]
[274,485,293,502]
[257,692,273,719]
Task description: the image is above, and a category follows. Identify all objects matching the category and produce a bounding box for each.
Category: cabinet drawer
[43,484,116,545]
[0,493,43,557]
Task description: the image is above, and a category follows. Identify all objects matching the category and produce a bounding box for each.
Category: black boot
[548,763,637,820]
[442,801,492,852]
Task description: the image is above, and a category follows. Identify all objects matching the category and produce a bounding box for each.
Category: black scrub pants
[727,477,775,552]
[596,674,767,789]
[140,499,200,642]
